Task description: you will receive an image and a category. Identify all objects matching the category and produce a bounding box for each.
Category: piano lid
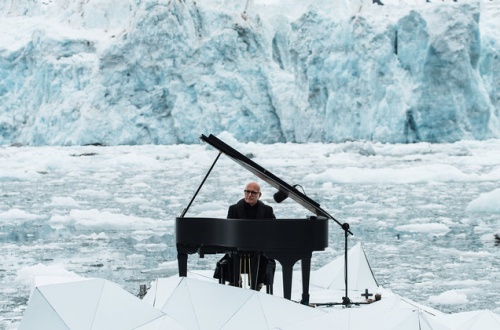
[200,134,333,219]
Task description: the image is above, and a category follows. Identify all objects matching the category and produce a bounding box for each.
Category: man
[214,182,276,290]
[227,182,275,219]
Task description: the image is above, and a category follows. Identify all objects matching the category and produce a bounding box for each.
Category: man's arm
[266,205,276,219]
[227,204,237,218]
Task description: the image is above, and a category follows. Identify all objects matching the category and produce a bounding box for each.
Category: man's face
[244,182,261,206]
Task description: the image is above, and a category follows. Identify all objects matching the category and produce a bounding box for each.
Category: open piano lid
[201,134,333,219]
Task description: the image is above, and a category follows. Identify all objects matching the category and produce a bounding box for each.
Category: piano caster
[301,293,310,306]
[265,284,273,295]
[215,259,229,285]
[265,259,275,295]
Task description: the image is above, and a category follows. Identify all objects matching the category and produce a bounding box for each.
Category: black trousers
[214,253,275,288]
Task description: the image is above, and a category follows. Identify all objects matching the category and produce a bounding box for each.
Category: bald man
[214,182,276,290]
[227,182,275,219]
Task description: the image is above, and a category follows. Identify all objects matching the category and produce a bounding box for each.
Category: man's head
[244,182,261,206]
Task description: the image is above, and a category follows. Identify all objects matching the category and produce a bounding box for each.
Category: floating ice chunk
[466,188,500,213]
[48,209,165,231]
[74,188,112,198]
[75,232,108,240]
[0,209,44,220]
[70,209,163,230]
[395,223,451,235]
[48,196,80,207]
[480,233,499,243]
[305,164,481,185]
[115,196,152,205]
[428,290,468,305]
[16,263,81,288]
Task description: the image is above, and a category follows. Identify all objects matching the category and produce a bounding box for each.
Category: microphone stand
[308,207,353,306]
[313,221,352,307]
[341,222,351,306]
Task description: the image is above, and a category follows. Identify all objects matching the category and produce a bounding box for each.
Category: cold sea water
[1,139,499,328]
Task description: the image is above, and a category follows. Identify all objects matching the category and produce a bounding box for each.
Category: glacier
[0,0,499,145]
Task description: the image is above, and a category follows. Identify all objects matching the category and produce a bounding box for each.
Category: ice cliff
[0,0,499,145]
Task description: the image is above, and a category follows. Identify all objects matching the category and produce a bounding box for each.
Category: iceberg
[0,0,499,145]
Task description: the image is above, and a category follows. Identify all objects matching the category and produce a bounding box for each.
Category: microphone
[273,185,299,203]
[273,190,289,203]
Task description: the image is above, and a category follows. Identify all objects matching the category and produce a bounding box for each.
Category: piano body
[176,134,336,305]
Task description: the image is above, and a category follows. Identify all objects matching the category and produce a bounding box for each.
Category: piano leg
[178,252,188,277]
[281,262,294,300]
[270,252,312,302]
[250,254,260,290]
[301,257,311,305]
[231,253,241,287]
[265,260,276,295]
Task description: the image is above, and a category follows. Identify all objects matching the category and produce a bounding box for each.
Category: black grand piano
[176,134,347,305]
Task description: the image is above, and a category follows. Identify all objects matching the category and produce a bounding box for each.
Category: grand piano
[176,134,345,305]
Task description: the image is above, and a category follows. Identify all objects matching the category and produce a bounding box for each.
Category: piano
[176,134,344,305]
